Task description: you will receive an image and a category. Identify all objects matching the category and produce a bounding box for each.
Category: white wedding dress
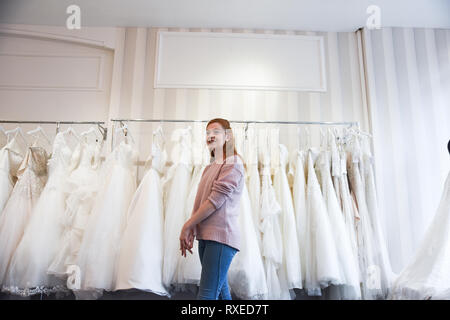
[390,170,450,300]
[175,124,207,289]
[272,141,302,290]
[315,136,361,299]
[346,137,382,299]
[0,139,48,285]
[115,128,169,297]
[244,124,262,251]
[0,137,24,215]
[258,128,292,300]
[290,148,308,288]
[303,149,343,296]
[228,126,268,300]
[162,127,193,291]
[3,132,77,296]
[73,139,138,299]
[361,136,396,296]
[47,139,103,278]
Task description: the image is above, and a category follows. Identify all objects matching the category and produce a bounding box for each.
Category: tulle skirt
[0,169,45,285]
[229,183,268,299]
[115,168,169,297]
[175,165,203,289]
[3,170,68,295]
[390,172,450,300]
[74,164,137,298]
[162,163,192,290]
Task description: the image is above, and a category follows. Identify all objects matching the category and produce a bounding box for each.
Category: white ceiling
[0,0,448,32]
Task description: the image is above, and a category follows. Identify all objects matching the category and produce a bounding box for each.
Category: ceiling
[0,0,448,32]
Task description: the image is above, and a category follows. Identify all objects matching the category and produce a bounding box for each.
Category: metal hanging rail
[110,118,359,150]
[110,119,358,126]
[0,120,108,140]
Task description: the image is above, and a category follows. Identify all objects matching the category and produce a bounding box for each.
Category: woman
[179,118,244,300]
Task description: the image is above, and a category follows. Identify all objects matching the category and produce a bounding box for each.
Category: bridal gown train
[0,137,24,215]
[47,139,103,278]
[390,170,450,300]
[303,149,342,296]
[0,139,48,285]
[228,126,268,300]
[162,127,193,290]
[3,132,77,296]
[73,139,138,299]
[115,128,169,296]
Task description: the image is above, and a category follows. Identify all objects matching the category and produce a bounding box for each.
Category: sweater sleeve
[207,162,244,209]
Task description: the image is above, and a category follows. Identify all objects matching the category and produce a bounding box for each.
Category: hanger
[62,126,81,141]
[80,126,101,143]
[114,122,135,145]
[5,126,28,146]
[27,125,52,146]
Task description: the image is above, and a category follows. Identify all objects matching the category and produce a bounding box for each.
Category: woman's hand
[179,220,195,257]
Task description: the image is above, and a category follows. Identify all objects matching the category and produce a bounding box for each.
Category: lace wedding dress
[0,137,24,214]
[0,139,48,285]
[3,133,77,296]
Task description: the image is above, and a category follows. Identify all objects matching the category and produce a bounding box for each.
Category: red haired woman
[179,118,244,300]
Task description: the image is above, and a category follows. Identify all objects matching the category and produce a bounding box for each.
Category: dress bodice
[170,127,192,166]
[1,137,24,179]
[149,128,167,174]
[113,141,139,169]
[47,132,75,175]
[17,141,48,178]
[191,123,209,167]
[244,124,258,168]
[278,144,289,169]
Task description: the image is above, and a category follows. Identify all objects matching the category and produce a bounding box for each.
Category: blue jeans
[197,239,238,300]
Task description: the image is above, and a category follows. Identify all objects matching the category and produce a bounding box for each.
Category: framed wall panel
[155,31,327,92]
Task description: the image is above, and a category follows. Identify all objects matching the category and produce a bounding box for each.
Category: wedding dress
[315,134,361,299]
[390,170,450,300]
[175,123,208,289]
[0,138,48,285]
[47,139,103,278]
[258,127,292,300]
[0,137,24,215]
[290,148,308,288]
[361,136,396,296]
[162,127,193,291]
[115,128,169,297]
[272,138,302,290]
[244,124,262,251]
[228,125,268,300]
[303,149,342,296]
[73,138,138,299]
[3,132,77,296]
[346,137,381,299]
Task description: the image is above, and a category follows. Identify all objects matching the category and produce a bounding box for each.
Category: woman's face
[206,122,228,152]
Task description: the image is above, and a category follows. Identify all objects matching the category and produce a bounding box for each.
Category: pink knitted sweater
[192,155,244,251]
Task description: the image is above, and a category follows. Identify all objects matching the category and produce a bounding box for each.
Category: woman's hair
[206,118,240,161]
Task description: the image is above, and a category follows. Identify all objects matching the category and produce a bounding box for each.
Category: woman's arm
[185,199,216,228]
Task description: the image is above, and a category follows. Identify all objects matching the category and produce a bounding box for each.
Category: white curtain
[360,27,450,273]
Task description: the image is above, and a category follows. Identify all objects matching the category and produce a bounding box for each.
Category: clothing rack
[0,120,108,141]
[111,119,359,126]
[110,118,359,151]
